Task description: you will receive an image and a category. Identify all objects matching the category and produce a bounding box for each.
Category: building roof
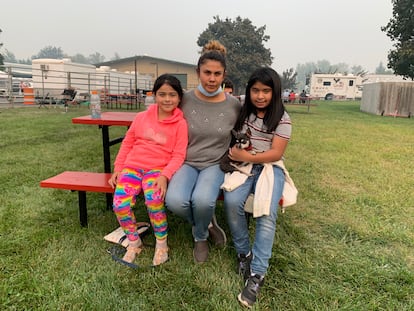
[95,55,196,68]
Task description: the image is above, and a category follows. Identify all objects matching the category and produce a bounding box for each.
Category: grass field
[0,101,413,310]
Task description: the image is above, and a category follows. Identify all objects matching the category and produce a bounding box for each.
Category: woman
[165,40,241,263]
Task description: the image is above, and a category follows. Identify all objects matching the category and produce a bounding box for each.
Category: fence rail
[0,62,152,108]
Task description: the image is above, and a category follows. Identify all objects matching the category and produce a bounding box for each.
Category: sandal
[152,246,169,266]
[112,244,143,269]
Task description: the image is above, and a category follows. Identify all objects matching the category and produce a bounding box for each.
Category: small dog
[220,128,253,174]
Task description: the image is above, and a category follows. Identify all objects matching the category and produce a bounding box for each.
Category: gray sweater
[181,90,241,169]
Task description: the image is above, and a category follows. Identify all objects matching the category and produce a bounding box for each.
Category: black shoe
[237,252,252,281]
[237,274,265,308]
[208,214,227,247]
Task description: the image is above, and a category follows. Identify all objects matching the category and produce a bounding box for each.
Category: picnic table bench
[40,170,286,228]
[40,171,229,228]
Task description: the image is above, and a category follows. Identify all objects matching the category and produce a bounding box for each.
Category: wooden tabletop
[72,112,137,126]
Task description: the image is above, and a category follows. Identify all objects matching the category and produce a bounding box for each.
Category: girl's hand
[108,171,120,188]
[228,146,251,162]
[230,136,288,164]
[154,175,168,200]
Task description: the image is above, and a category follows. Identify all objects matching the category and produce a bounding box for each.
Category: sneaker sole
[237,293,253,308]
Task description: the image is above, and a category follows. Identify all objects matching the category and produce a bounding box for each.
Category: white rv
[31,58,152,99]
[0,71,8,95]
[0,70,32,96]
[310,73,363,100]
[32,59,96,98]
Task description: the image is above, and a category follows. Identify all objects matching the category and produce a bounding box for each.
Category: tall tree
[197,16,272,94]
[351,65,368,76]
[375,61,393,74]
[32,46,65,59]
[70,53,89,64]
[88,52,105,64]
[2,49,31,64]
[3,49,17,63]
[381,0,414,80]
[280,68,297,91]
[0,29,4,67]
[111,52,121,61]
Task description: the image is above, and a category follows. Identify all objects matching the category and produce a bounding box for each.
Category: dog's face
[231,128,251,149]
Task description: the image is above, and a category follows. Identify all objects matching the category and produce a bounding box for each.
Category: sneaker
[237,252,252,281]
[193,240,209,263]
[237,274,265,308]
[208,214,227,247]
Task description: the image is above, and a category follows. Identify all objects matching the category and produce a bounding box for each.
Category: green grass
[0,102,413,310]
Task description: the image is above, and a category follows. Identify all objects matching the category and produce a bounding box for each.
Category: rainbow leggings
[113,167,167,241]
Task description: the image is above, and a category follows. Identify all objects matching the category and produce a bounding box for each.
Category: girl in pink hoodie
[108,74,188,267]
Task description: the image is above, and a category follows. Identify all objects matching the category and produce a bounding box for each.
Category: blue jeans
[224,164,284,276]
[165,164,224,241]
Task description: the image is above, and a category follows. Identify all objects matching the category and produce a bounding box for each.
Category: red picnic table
[72,112,137,208]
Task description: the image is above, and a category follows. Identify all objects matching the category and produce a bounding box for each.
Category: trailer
[309,73,363,100]
[0,70,32,97]
[31,58,152,100]
[0,71,8,95]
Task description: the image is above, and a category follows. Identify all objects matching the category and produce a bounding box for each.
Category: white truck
[309,73,363,100]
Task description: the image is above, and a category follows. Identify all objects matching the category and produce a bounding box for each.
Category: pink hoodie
[114,104,188,179]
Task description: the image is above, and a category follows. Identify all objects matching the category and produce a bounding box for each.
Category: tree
[3,49,17,63]
[381,0,414,80]
[2,50,31,64]
[111,52,121,61]
[280,68,297,91]
[88,52,105,64]
[70,53,89,64]
[0,29,4,67]
[295,60,367,92]
[32,46,65,59]
[2,49,31,64]
[197,16,272,94]
[351,65,368,76]
[375,61,393,74]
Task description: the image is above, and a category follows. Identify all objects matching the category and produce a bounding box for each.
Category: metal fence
[0,62,153,108]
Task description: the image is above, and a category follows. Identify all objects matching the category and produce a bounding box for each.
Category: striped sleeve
[275,112,292,140]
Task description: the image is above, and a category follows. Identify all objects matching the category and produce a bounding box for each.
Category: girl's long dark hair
[152,74,184,107]
[234,67,285,133]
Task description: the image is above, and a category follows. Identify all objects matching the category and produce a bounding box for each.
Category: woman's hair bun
[202,40,227,56]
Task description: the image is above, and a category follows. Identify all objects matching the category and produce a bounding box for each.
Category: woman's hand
[154,175,168,200]
[108,171,120,189]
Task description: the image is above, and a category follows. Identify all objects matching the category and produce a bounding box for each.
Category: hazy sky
[2,0,394,73]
